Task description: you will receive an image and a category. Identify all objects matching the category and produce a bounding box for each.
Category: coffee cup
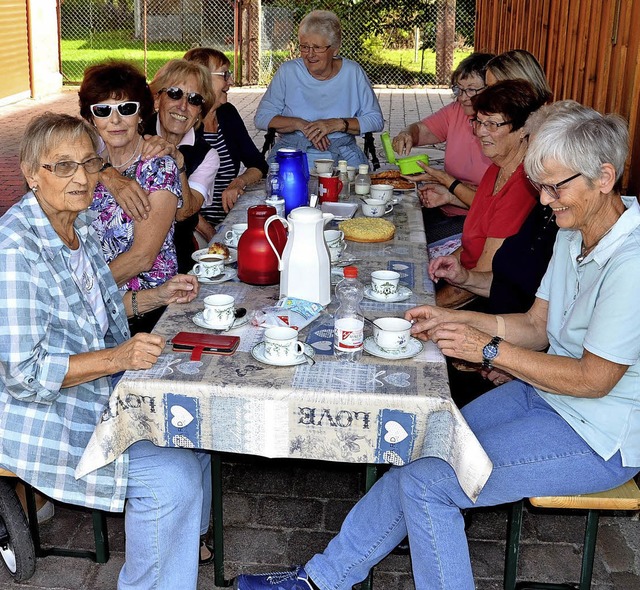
[263,327,304,361]
[224,223,248,247]
[193,255,225,279]
[372,317,412,351]
[370,183,394,202]
[346,166,356,182]
[362,199,393,218]
[314,158,335,174]
[203,294,235,328]
[318,174,344,203]
[371,270,400,298]
[324,229,347,262]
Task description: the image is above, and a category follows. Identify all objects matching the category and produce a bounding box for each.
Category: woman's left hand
[429,323,490,363]
[156,274,199,306]
[141,135,183,168]
[302,119,338,151]
[419,183,453,208]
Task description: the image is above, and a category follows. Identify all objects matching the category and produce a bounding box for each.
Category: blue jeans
[118,441,211,590]
[306,382,638,590]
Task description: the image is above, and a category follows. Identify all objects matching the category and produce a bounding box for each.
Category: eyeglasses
[470,117,512,132]
[90,101,140,118]
[528,172,582,200]
[41,156,104,178]
[452,85,485,98]
[211,71,233,82]
[299,44,332,54]
[159,87,205,107]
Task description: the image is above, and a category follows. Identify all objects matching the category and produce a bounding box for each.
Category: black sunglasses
[90,101,140,118]
[160,86,205,107]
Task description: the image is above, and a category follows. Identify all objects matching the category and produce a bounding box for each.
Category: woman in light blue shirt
[235,102,640,590]
[254,10,383,168]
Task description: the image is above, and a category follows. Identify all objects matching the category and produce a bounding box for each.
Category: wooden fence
[475,0,640,195]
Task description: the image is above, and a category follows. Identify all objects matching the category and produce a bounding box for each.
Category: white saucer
[191,247,237,265]
[251,342,315,367]
[364,285,413,302]
[192,310,249,331]
[187,268,237,284]
[364,336,423,360]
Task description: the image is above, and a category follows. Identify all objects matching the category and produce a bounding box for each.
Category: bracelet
[131,290,143,319]
[100,162,112,172]
[495,315,506,340]
[178,164,187,174]
[448,179,461,194]
[342,118,350,133]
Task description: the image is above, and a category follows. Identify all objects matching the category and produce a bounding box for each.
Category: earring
[31,186,38,194]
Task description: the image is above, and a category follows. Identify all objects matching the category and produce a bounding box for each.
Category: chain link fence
[60,0,475,86]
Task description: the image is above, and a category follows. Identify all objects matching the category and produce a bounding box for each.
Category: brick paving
[0,88,639,589]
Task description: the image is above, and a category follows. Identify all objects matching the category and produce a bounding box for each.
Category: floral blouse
[90,156,182,291]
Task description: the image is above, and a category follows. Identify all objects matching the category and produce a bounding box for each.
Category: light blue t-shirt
[535,196,640,467]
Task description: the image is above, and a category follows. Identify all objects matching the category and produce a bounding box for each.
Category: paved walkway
[0,88,639,589]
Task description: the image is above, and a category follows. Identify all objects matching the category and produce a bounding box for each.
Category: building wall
[0,0,30,105]
[475,0,640,196]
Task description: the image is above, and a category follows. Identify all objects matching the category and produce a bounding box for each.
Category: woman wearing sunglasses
[147,59,219,272]
[79,61,182,334]
[184,47,268,239]
[254,10,383,170]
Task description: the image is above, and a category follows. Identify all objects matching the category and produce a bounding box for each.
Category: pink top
[422,101,491,187]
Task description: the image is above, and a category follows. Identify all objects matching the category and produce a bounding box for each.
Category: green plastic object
[380,131,429,174]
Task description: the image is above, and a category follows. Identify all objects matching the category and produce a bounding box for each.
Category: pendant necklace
[109,135,143,170]
[576,226,614,263]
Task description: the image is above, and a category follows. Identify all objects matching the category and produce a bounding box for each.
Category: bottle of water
[333,266,364,361]
[265,162,281,199]
[337,160,350,201]
[354,163,371,195]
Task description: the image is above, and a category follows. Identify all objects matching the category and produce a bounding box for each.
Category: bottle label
[354,184,370,195]
[334,317,364,351]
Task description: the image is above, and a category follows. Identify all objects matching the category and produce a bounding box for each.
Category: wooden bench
[504,478,640,590]
[0,467,109,564]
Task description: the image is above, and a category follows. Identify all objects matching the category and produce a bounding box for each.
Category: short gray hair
[298,10,342,49]
[20,112,100,176]
[525,101,628,185]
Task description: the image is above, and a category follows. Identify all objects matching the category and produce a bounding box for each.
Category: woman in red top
[431,80,545,308]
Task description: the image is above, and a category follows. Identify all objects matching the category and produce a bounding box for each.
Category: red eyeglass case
[171,331,240,361]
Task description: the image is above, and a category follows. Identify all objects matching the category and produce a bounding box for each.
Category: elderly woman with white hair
[235,104,640,590]
[255,9,384,168]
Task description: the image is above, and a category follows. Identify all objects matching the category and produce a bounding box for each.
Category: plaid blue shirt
[0,192,131,511]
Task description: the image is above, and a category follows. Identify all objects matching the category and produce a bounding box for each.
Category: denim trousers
[118,441,212,590]
[306,381,638,590]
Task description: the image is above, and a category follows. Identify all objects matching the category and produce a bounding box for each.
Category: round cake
[339,218,395,243]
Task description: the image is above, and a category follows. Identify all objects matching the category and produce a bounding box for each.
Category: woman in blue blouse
[254,10,384,170]
[0,113,206,590]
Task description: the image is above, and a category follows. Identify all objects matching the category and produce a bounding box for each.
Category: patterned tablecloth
[77,188,493,501]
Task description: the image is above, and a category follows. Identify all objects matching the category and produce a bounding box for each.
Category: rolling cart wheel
[0,478,36,581]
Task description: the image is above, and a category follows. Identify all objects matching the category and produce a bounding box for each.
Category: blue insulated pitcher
[275,149,309,215]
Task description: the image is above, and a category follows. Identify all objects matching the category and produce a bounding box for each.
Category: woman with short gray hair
[235,103,640,590]
[255,9,383,168]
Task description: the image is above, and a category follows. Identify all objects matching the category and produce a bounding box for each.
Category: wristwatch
[482,336,503,370]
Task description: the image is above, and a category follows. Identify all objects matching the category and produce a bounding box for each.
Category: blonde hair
[486,50,552,104]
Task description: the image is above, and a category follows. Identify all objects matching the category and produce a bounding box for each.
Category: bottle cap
[338,160,348,171]
[269,162,279,171]
[358,164,369,174]
[343,266,358,278]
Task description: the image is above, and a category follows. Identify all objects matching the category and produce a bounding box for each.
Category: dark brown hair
[78,60,154,131]
[472,79,545,132]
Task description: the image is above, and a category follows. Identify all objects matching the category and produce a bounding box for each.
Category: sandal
[199,538,214,566]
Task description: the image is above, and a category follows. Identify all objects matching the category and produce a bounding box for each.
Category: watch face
[483,343,499,360]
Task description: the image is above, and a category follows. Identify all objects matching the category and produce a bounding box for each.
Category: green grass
[61,30,471,86]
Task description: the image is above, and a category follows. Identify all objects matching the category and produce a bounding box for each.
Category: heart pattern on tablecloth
[311,340,333,351]
[177,361,203,375]
[384,372,411,387]
[170,405,195,428]
[384,420,409,444]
